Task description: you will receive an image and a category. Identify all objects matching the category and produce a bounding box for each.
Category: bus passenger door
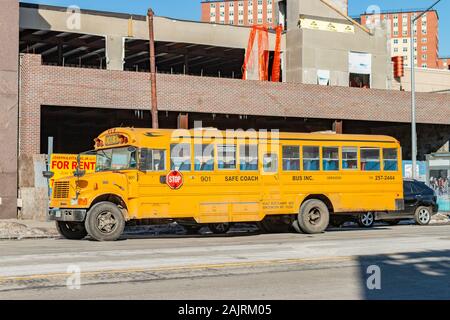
[136,148,171,219]
[261,151,282,214]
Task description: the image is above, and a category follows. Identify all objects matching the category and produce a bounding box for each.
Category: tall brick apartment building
[360,10,440,69]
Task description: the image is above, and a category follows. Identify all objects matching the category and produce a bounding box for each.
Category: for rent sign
[49,154,96,188]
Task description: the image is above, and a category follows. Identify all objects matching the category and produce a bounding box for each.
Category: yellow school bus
[48,127,404,241]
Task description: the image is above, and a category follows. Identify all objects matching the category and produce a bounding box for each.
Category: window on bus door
[263,153,278,173]
[194,144,214,171]
[170,143,191,171]
[342,147,358,170]
[383,148,398,171]
[282,146,300,171]
[303,146,320,171]
[323,147,339,171]
[139,148,166,171]
[217,145,237,170]
[360,148,381,171]
[239,145,258,171]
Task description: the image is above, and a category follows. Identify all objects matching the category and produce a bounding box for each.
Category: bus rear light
[94,183,98,190]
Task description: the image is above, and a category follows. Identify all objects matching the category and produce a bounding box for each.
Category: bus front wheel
[85,201,125,241]
[297,199,330,234]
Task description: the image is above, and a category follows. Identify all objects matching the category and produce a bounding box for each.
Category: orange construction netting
[242,24,282,82]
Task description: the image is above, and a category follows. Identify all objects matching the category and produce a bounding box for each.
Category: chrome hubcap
[361,212,374,226]
[97,211,118,234]
[307,208,321,225]
[419,209,430,224]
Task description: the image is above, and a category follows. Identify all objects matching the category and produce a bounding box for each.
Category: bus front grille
[53,182,70,199]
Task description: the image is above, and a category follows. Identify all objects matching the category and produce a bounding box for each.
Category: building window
[422,63,427,68]
[393,31,399,36]
[403,47,408,52]
[394,48,398,53]
[403,38,408,43]
[393,39,399,44]
[422,46,427,52]
[422,38,427,43]
[210,3,216,9]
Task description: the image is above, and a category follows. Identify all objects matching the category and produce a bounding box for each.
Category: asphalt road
[1,223,450,299]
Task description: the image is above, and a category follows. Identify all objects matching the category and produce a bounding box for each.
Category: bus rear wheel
[85,202,125,241]
[297,199,330,234]
[56,221,87,240]
[208,223,231,234]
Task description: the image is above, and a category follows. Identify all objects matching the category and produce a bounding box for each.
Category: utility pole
[148,9,159,129]
[410,0,441,179]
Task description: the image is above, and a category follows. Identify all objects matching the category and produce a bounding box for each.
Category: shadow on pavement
[358,249,450,299]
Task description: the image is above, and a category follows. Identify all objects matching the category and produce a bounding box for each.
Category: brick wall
[19,53,450,156]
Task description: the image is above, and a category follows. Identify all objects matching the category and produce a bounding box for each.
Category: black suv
[377,179,439,226]
[330,179,439,228]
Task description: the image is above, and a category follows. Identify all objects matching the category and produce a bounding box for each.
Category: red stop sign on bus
[166,170,183,190]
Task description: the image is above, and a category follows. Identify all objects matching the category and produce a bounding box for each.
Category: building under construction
[0,0,449,219]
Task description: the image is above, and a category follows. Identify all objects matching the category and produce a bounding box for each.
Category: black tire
[183,225,202,235]
[414,206,432,225]
[297,199,330,234]
[257,217,291,233]
[386,220,401,226]
[357,212,375,228]
[85,201,125,241]
[56,221,87,240]
[208,223,231,234]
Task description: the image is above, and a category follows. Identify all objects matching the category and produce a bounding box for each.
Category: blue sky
[22,0,450,56]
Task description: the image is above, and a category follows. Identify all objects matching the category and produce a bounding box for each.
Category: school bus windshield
[95,147,137,172]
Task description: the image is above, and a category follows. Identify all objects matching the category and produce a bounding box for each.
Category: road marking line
[0,256,355,282]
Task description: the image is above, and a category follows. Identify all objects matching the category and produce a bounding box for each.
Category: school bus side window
[361,148,381,171]
[342,147,358,170]
[194,144,214,171]
[323,147,339,171]
[263,153,278,173]
[239,145,258,171]
[170,143,191,171]
[140,148,166,171]
[217,145,236,170]
[303,146,320,171]
[282,146,300,171]
[383,148,398,171]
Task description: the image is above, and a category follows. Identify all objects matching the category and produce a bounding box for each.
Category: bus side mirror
[74,170,86,178]
[42,171,54,179]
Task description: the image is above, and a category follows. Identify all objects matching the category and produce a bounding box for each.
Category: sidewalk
[0,213,449,240]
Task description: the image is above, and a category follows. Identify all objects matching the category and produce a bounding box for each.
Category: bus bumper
[49,208,87,222]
